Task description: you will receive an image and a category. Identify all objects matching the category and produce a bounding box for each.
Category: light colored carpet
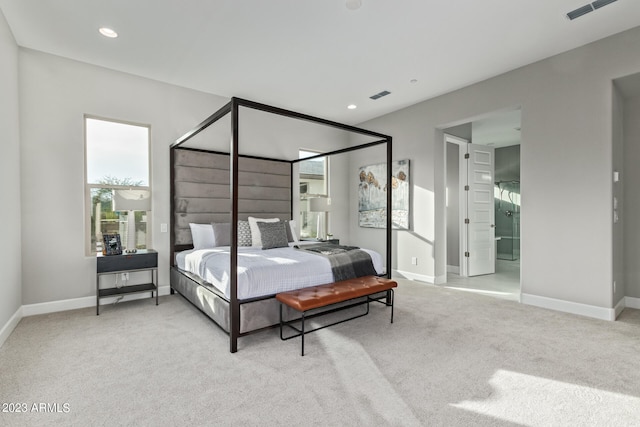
[2,279,640,426]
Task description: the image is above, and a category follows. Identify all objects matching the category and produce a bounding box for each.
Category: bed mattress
[175,243,384,300]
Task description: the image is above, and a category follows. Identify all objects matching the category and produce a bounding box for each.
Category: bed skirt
[170,266,387,336]
[170,267,307,334]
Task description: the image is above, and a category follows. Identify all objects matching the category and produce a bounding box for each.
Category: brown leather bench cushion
[276,275,397,312]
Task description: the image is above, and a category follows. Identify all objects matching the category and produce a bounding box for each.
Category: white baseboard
[22,296,95,317]
[22,285,172,317]
[0,307,23,348]
[521,293,616,321]
[393,270,435,284]
[614,297,626,319]
[624,296,640,310]
[434,274,447,285]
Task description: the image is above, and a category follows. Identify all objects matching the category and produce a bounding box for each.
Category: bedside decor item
[102,233,122,256]
[309,197,331,240]
[358,159,410,229]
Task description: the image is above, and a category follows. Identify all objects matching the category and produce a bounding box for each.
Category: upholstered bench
[276,275,397,356]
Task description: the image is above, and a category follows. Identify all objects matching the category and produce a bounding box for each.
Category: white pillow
[286,219,299,243]
[189,223,215,249]
[248,217,280,247]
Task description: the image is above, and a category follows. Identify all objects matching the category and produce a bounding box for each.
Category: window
[299,150,328,239]
[85,117,151,255]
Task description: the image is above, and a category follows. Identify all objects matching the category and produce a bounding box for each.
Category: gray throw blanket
[296,243,377,281]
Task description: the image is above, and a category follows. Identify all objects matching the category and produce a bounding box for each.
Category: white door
[465,143,495,276]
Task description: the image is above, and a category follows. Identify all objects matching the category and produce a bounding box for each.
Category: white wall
[325,154,351,243]
[612,85,625,306]
[19,49,227,305]
[623,93,640,298]
[0,9,22,341]
[354,26,640,313]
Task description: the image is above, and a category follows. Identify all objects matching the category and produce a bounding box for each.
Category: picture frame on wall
[102,233,123,256]
[358,159,410,229]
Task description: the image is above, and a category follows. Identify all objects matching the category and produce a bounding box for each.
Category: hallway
[443,259,520,301]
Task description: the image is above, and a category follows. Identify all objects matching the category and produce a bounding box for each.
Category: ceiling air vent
[370,90,391,100]
[566,0,618,20]
[592,0,617,9]
[566,4,594,20]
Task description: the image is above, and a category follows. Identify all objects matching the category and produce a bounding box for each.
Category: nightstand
[301,238,340,245]
[96,249,158,315]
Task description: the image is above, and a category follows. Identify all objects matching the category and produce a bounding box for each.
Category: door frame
[445,134,470,277]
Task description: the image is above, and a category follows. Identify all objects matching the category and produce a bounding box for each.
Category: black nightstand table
[96,249,158,315]
[301,239,340,245]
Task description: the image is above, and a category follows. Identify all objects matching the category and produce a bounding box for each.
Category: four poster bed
[169,98,393,353]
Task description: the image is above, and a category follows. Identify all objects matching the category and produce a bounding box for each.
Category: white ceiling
[2,0,640,124]
[473,109,522,148]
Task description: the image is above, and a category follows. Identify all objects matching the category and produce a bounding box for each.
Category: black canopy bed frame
[170,97,392,353]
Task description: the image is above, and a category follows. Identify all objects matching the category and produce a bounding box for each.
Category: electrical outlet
[160,223,168,233]
[411,257,418,265]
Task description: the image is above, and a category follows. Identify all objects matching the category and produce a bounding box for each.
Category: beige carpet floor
[2,279,640,426]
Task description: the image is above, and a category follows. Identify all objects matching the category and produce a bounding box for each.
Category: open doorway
[443,109,521,301]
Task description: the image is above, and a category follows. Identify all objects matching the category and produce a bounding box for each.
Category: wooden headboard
[172,148,292,247]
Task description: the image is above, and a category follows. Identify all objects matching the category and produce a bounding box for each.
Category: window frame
[298,149,330,239]
[84,115,152,256]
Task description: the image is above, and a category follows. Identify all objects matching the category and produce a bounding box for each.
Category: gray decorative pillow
[237,220,253,247]
[211,222,231,247]
[257,221,289,250]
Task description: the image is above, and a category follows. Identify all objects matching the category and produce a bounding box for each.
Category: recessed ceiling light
[347,104,357,110]
[346,0,362,10]
[99,27,118,38]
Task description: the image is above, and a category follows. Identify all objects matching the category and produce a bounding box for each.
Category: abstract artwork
[358,159,410,228]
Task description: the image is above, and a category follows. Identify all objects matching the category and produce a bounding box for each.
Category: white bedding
[175,242,384,300]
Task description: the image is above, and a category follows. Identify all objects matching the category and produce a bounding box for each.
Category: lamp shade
[112,189,151,211]
[309,197,331,213]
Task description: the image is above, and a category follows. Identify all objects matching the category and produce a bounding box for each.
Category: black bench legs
[279,290,395,356]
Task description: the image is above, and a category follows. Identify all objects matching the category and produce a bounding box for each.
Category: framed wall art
[358,159,410,229]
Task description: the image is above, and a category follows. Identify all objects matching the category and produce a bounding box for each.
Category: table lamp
[309,197,331,240]
[112,189,151,252]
